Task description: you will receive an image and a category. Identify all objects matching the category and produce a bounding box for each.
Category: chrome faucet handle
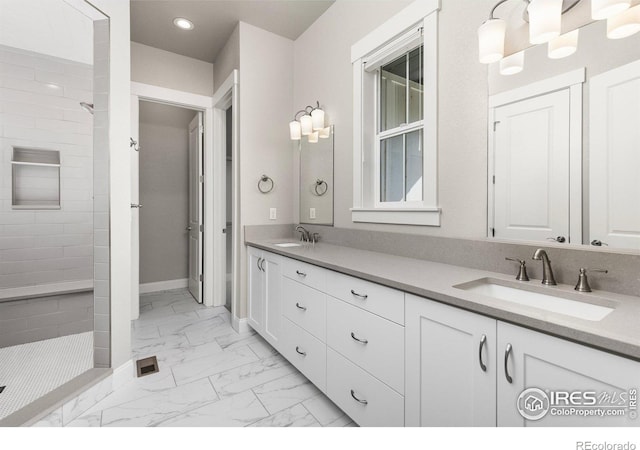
[505,257,530,282]
[575,268,609,293]
[312,233,320,245]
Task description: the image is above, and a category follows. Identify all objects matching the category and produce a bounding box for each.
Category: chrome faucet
[532,249,557,286]
[295,225,311,242]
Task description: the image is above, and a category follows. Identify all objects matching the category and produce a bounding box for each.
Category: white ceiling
[130,0,335,63]
[139,101,198,128]
[0,0,93,64]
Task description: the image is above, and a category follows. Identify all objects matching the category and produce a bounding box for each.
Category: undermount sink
[454,278,615,322]
[274,242,303,248]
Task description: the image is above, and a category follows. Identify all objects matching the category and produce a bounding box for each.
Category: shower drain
[136,356,159,378]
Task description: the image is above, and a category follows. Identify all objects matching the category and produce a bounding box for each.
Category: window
[351,1,440,226]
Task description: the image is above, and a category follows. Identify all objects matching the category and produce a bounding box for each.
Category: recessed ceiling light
[173,17,194,30]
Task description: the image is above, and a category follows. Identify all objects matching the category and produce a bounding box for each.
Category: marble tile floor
[67,289,356,427]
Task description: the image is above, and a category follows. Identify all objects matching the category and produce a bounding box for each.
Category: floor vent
[0,386,5,394]
[136,356,159,378]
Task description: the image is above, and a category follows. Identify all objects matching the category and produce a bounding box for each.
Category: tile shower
[0,14,110,421]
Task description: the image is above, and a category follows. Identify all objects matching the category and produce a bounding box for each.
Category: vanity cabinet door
[497,321,640,427]
[262,252,282,349]
[247,247,264,333]
[405,295,497,427]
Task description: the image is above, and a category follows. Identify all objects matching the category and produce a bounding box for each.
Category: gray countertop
[246,238,640,361]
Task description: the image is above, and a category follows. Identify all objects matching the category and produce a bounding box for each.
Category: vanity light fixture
[607,4,640,39]
[500,51,525,75]
[592,0,630,20]
[173,17,194,30]
[548,29,579,58]
[528,0,563,44]
[289,101,326,143]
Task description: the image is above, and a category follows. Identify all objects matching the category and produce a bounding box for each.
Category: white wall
[131,42,214,96]
[0,46,94,296]
[237,21,294,317]
[293,0,492,239]
[213,24,240,91]
[87,0,131,370]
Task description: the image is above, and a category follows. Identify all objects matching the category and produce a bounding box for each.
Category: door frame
[211,70,240,323]
[130,82,218,307]
[487,68,585,245]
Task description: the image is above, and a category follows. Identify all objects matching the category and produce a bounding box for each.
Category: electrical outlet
[269,208,277,220]
[310,208,316,219]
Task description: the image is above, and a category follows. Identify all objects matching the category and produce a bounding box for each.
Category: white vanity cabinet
[247,247,283,350]
[406,293,640,427]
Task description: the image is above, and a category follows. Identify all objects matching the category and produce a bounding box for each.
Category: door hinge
[199,175,204,183]
[492,175,496,185]
[199,224,204,232]
[199,274,203,282]
[493,121,501,132]
[491,228,495,237]
[199,125,204,135]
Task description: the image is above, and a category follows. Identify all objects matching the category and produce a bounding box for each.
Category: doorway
[137,101,202,303]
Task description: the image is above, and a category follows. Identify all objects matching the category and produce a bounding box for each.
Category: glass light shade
[319,127,331,139]
[478,19,506,64]
[308,132,319,144]
[311,108,325,131]
[528,0,563,44]
[548,29,579,59]
[300,114,313,136]
[500,52,525,76]
[592,0,631,20]
[289,121,301,140]
[607,5,640,39]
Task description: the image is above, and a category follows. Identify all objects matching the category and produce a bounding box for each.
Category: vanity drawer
[324,270,404,325]
[280,317,326,392]
[326,348,404,427]
[326,296,404,394]
[282,277,326,342]
[282,258,326,291]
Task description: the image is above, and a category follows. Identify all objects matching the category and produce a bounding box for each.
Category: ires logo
[517,388,638,421]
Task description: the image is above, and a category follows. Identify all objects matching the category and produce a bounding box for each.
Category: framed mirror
[487,18,640,251]
[299,125,334,226]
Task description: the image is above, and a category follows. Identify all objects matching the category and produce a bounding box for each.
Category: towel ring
[258,175,274,194]
[314,179,328,196]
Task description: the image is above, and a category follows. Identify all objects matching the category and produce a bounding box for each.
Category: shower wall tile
[0,44,94,297]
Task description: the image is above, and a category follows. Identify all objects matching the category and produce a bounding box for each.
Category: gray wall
[0,292,93,348]
[213,24,239,89]
[292,0,492,239]
[138,102,194,284]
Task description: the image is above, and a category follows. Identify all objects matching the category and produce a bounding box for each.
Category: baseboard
[112,359,134,390]
[232,315,250,334]
[139,279,188,294]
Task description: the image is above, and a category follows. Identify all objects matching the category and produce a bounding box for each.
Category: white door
[130,95,140,320]
[497,321,640,427]
[247,247,264,332]
[188,113,204,303]
[493,89,571,242]
[405,295,497,426]
[590,61,640,250]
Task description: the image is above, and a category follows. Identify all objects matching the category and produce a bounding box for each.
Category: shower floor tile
[0,332,93,420]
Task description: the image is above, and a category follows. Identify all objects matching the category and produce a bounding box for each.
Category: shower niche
[11,147,61,210]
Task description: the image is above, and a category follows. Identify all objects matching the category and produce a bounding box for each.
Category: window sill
[351,207,441,227]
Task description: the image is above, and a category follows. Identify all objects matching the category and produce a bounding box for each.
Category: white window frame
[351,0,440,226]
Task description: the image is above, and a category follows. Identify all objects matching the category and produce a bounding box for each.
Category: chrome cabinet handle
[479,334,487,372]
[504,343,513,384]
[350,289,368,300]
[295,346,306,356]
[547,236,566,243]
[260,259,266,272]
[350,332,368,345]
[130,203,142,208]
[350,389,368,405]
[295,302,307,311]
[256,257,262,272]
[296,270,307,277]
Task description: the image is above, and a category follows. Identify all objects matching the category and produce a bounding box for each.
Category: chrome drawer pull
[350,389,368,405]
[350,332,368,345]
[350,289,368,300]
[478,334,487,372]
[504,343,513,384]
[296,270,307,277]
[256,257,262,271]
[295,302,307,311]
[295,346,306,357]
